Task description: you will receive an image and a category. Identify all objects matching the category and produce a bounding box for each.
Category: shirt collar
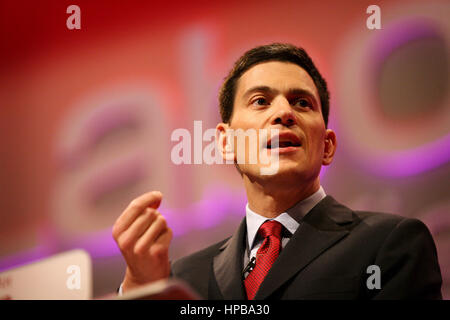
[245,186,326,250]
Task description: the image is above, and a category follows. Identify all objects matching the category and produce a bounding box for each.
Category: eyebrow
[242,85,318,102]
[242,86,275,99]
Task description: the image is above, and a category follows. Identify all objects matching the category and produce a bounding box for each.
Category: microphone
[242,257,256,279]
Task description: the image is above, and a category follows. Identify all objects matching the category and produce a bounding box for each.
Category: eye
[293,98,311,108]
[252,97,269,107]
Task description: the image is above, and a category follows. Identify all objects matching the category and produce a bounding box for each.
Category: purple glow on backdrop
[367,134,450,177]
[63,229,120,260]
[359,18,450,177]
[0,245,54,273]
[370,19,441,67]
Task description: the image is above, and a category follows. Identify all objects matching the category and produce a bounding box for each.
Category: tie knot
[258,220,282,239]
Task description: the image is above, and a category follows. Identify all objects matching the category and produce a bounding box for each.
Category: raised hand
[112,191,173,292]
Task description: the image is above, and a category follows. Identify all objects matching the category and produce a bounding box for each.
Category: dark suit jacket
[171,196,442,299]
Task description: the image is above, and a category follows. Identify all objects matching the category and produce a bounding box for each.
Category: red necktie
[244,220,282,300]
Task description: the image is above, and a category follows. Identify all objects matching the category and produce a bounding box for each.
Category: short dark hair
[219,43,330,127]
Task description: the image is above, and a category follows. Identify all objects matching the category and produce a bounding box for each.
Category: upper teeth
[268,141,297,148]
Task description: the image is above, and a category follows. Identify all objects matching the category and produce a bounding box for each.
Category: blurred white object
[0,249,92,300]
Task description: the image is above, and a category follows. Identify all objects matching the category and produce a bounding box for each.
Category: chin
[258,164,305,182]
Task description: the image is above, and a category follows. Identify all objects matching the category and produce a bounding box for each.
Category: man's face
[219,61,336,184]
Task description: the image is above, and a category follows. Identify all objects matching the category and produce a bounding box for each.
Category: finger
[134,214,168,253]
[154,226,173,246]
[116,208,158,250]
[114,191,163,236]
[150,228,173,260]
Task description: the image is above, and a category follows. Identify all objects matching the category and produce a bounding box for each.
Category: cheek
[305,126,326,155]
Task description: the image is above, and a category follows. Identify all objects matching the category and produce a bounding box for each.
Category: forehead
[236,61,319,99]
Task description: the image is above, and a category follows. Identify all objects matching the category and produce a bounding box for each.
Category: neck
[243,176,321,218]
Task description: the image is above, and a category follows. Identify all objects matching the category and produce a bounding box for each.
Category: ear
[216,122,235,162]
[322,129,337,166]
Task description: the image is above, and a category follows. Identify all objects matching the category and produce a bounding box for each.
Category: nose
[271,97,296,127]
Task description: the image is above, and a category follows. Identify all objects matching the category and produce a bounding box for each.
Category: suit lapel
[254,196,354,300]
[212,218,247,299]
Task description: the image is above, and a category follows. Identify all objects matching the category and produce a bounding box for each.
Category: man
[112,43,442,299]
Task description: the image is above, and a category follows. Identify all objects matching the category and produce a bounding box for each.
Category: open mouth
[266,132,302,150]
[267,140,302,149]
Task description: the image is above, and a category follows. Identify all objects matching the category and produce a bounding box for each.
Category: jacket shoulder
[170,237,230,299]
[353,209,431,233]
[171,237,230,276]
[325,196,432,243]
